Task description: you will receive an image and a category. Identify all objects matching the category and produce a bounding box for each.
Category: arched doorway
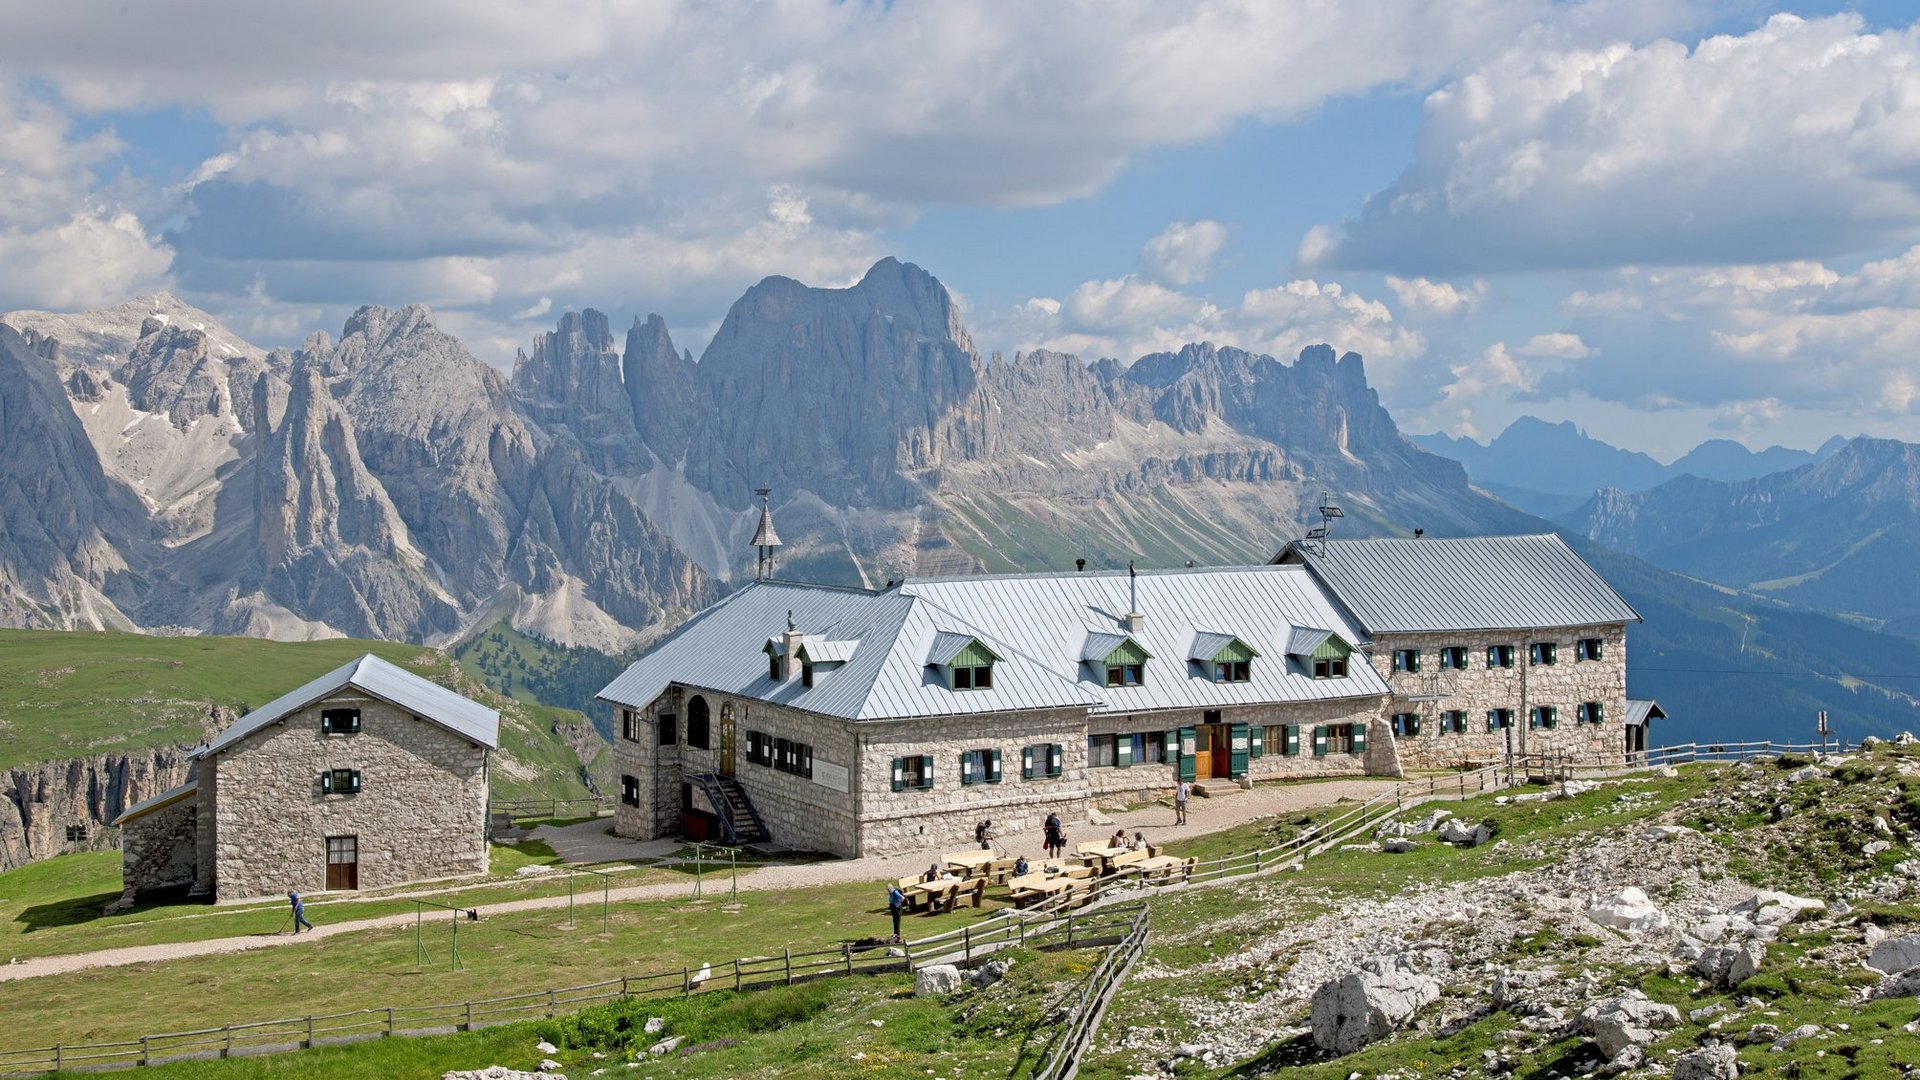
[687,695,711,750]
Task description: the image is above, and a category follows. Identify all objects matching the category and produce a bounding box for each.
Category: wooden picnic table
[1006,873,1073,908]
[1073,845,1131,874]
[944,850,997,877]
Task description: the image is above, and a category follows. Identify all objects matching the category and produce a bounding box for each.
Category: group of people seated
[1109,829,1148,851]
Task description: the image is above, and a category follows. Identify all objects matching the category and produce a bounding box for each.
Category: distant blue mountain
[1411,418,1845,510]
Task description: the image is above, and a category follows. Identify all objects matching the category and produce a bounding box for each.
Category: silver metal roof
[1276,535,1641,635]
[598,566,1388,723]
[1081,631,1145,662]
[1187,632,1256,661]
[111,779,198,826]
[1625,699,1666,727]
[764,633,860,664]
[1286,626,1339,657]
[197,654,500,757]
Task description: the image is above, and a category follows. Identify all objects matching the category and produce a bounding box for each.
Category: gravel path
[0,778,1394,984]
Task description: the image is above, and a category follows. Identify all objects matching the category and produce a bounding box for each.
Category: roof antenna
[1123,560,1144,632]
[1304,493,1343,556]
[751,487,783,580]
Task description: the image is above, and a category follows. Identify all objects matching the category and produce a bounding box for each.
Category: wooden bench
[1109,848,1150,872]
[982,858,1019,885]
[919,878,986,914]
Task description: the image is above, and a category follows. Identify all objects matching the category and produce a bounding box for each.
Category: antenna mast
[1303,493,1344,555]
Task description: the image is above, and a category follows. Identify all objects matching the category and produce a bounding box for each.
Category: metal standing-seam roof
[195,654,500,758]
[1275,534,1641,635]
[1624,699,1667,727]
[1187,632,1256,661]
[1285,626,1340,657]
[111,779,199,826]
[597,565,1389,723]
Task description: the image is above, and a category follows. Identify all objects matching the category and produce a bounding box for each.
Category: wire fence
[0,739,1848,1077]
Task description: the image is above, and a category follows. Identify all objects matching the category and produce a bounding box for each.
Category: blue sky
[4,1,1920,458]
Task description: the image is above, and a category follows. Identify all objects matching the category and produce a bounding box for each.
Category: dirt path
[0,778,1393,984]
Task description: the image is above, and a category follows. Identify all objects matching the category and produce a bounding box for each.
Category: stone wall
[1370,624,1630,770]
[1082,695,1392,804]
[194,759,217,896]
[855,706,1090,858]
[122,796,197,897]
[207,692,489,900]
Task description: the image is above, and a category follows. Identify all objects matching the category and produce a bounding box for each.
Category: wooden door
[719,702,736,776]
[326,835,358,891]
[1209,725,1231,779]
[1193,726,1214,779]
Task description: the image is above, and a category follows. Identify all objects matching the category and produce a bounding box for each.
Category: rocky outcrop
[1308,952,1441,1054]
[512,308,651,475]
[1577,990,1681,1059]
[0,746,198,871]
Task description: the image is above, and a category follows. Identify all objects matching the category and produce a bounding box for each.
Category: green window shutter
[320,770,333,793]
[1228,723,1250,778]
[1351,724,1368,755]
[1163,730,1179,758]
[1284,724,1300,756]
[1049,743,1063,777]
[920,755,934,790]
[1249,726,1264,759]
[1312,725,1328,757]
[1021,746,1035,779]
[960,752,976,786]
[1177,726,1197,781]
[891,757,905,792]
[350,770,362,793]
[1593,702,1605,724]
[1116,735,1133,768]
[1486,711,1498,732]
[320,714,332,735]
[988,749,1002,783]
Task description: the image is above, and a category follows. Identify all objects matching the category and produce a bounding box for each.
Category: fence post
[683,967,691,996]
[386,1008,394,1037]
[305,1016,314,1049]
[1067,911,1076,947]
[223,1025,232,1057]
[963,927,971,962]
[784,947,793,985]
[1255,850,1262,873]
[621,975,631,998]
[463,1002,473,1031]
[734,958,742,991]
[844,942,853,975]
[548,989,557,1018]
[54,1044,61,1071]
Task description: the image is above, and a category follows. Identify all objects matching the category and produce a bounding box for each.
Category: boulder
[1439,820,1491,847]
[1577,992,1681,1058]
[535,1043,559,1056]
[1642,824,1696,842]
[1672,1042,1739,1080]
[1556,779,1599,798]
[1895,731,1916,746]
[538,1061,563,1073]
[969,958,1013,988]
[1382,838,1417,854]
[1415,808,1454,833]
[914,964,965,996]
[1869,935,1920,976]
[1866,840,1892,857]
[642,1018,665,1035]
[647,1036,682,1056]
[1692,940,1765,989]
[1490,968,1558,1010]
[1732,890,1825,927]
[1786,765,1822,783]
[442,1069,567,1080]
[1771,1023,1822,1051]
[1309,955,1442,1055]
[1587,887,1670,933]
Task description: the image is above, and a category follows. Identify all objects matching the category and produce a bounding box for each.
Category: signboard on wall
[812,760,850,792]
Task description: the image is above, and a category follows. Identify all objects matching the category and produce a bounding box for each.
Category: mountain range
[1413,417,1847,517]
[3,258,1917,743]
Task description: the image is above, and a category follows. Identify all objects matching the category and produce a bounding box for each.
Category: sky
[3,1,1920,459]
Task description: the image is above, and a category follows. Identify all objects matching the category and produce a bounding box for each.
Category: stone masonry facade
[1370,623,1630,771]
[203,692,489,900]
[121,795,197,897]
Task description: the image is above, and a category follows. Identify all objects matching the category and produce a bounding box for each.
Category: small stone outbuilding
[113,654,499,903]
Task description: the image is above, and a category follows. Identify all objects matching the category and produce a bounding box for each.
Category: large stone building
[113,655,499,902]
[600,533,1657,860]
[1273,535,1660,768]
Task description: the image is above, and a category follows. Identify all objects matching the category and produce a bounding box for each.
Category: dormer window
[930,631,1001,692]
[1288,627,1352,680]
[1190,633,1257,683]
[800,659,814,688]
[768,653,781,681]
[1082,632,1151,689]
[1312,656,1348,679]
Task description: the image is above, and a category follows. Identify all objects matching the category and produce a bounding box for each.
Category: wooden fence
[493,794,612,820]
[0,738,1849,1076]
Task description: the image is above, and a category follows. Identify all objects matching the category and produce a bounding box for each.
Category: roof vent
[1122,560,1144,632]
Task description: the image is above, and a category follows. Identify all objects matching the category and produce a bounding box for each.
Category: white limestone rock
[1382,838,1417,854]
[535,1042,559,1056]
[914,964,965,996]
[1868,935,1920,975]
[1309,955,1441,1055]
[647,1036,682,1056]
[1587,887,1670,933]
[1577,991,1681,1059]
[642,1018,665,1035]
[1732,890,1825,927]
[1672,1042,1739,1080]
[1642,824,1696,842]
[442,1069,566,1080]
[1786,765,1822,783]
[1692,939,1765,989]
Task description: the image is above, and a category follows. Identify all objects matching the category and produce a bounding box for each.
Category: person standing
[1043,812,1064,859]
[975,819,994,851]
[288,890,313,933]
[1174,780,1190,825]
[887,882,906,941]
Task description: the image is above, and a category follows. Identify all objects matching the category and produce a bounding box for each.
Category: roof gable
[197,654,500,757]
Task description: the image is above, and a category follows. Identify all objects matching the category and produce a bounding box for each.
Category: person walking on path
[1043,812,1064,859]
[886,882,906,941]
[288,891,314,933]
[1174,780,1190,825]
[975,819,994,852]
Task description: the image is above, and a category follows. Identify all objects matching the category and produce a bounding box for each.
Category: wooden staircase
[688,773,772,846]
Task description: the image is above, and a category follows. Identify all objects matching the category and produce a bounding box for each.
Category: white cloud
[1516,332,1592,359]
[1384,274,1486,317]
[1140,220,1229,286]
[1316,14,1920,274]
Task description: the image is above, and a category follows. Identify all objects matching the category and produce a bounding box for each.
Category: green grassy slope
[0,628,599,802]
